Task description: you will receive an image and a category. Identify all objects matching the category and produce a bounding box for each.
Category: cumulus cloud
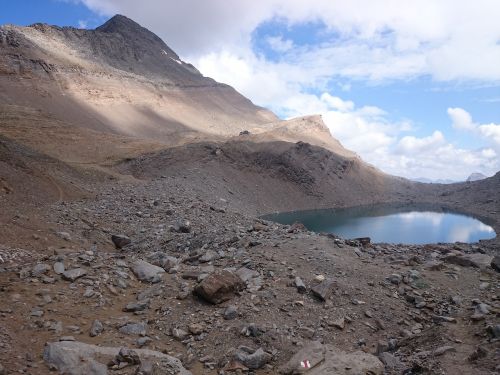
[447,107,500,147]
[323,108,499,181]
[396,131,445,154]
[448,107,476,131]
[479,123,500,145]
[78,0,500,82]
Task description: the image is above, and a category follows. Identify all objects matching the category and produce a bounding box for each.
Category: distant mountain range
[412,177,458,184]
[412,172,489,184]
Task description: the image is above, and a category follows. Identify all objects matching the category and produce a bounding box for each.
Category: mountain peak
[96,14,142,34]
[466,172,487,182]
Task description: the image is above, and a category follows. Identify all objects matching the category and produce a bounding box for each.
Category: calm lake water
[262,204,496,244]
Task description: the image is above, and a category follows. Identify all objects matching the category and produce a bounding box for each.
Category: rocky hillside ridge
[238,115,359,158]
[0,15,277,142]
[117,139,413,215]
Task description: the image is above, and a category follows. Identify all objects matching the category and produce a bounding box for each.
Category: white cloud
[320,93,354,112]
[479,123,500,145]
[448,107,476,131]
[323,108,499,180]
[77,20,88,29]
[482,148,497,158]
[447,107,500,147]
[78,0,500,82]
[396,131,445,154]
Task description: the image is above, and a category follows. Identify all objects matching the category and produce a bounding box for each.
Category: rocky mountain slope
[0,15,277,144]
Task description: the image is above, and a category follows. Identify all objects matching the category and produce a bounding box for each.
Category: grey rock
[311,278,335,301]
[330,317,345,330]
[444,253,493,269]
[57,231,71,241]
[30,308,44,317]
[171,220,191,233]
[294,277,307,293]
[137,285,163,301]
[53,262,65,274]
[188,323,204,335]
[199,250,219,263]
[136,337,153,348]
[131,260,165,283]
[115,347,140,365]
[0,364,4,375]
[43,341,191,375]
[279,341,325,374]
[32,263,51,277]
[171,327,189,340]
[386,274,402,285]
[224,305,238,320]
[423,260,444,271]
[90,320,103,337]
[111,234,131,249]
[242,323,263,337]
[62,268,87,282]
[136,357,192,375]
[378,352,403,369]
[148,253,179,271]
[234,347,272,369]
[279,341,384,375]
[83,287,95,298]
[123,299,149,312]
[119,322,147,336]
[235,267,259,282]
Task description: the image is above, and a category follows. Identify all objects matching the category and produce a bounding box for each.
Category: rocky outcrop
[279,341,384,374]
[43,341,192,375]
[131,260,165,283]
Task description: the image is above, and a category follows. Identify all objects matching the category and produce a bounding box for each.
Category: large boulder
[279,341,384,375]
[62,268,88,282]
[111,234,131,249]
[311,279,336,301]
[234,346,272,369]
[43,341,191,375]
[131,260,165,283]
[444,253,493,269]
[194,270,245,304]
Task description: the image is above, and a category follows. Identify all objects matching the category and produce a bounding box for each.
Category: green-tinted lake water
[262,204,496,244]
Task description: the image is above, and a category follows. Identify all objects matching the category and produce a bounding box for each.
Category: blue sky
[0,0,105,29]
[2,0,500,180]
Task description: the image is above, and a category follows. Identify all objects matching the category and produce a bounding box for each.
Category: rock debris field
[0,178,498,375]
